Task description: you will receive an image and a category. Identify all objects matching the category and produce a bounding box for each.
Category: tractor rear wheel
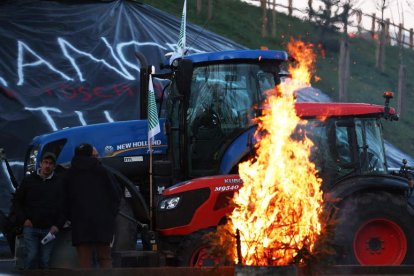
[334,192,414,265]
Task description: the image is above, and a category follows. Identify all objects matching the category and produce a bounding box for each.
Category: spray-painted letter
[25,106,62,131]
[17,41,73,86]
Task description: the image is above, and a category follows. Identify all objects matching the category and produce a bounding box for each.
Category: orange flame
[224,39,324,266]
[288,40,316,82]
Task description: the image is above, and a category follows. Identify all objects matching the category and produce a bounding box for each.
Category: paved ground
[0,238,17,276]
[2,262,414,276]
[0,258,20,276]
[0,236,11,258]
[3,266,414,276]
[2,238,414,276]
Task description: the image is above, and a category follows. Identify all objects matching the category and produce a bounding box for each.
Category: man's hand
[50,225,59,234]
[23,219,33,227]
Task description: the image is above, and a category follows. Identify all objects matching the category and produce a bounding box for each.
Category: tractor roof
[184,49,289,64]
[295,102,395,118]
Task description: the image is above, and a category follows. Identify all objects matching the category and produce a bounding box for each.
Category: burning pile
[219,39,324,266]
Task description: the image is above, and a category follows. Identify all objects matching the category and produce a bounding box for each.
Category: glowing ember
[222,39,324,266]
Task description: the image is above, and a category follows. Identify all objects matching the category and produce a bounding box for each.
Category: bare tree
[340,0,354,35]
[307,0,314,21]
[261,0,268,37]
[272,0,277,38]
[288,0,293,16]
[338,0,357,101]
[208,0,213,20]
[355,9,362,33]
[197,0,202,15]
[308,0,340,32]
[309,0,358,41]
[375,0,390,23]
[396,0,406,116]
[338,39,350,101]
[337,0,360,101]
[374,0,391,72]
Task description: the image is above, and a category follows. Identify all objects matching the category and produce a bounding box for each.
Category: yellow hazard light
[383,91,394,99]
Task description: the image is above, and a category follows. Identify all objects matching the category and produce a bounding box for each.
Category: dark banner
[0,0,245,160]
[0,0,245,212]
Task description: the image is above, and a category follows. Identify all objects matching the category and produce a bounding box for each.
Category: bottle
[41,232,56,245]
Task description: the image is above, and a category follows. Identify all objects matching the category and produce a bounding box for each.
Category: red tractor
[155,93,414,267]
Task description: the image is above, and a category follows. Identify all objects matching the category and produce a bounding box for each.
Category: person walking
[14,152,65,269]
[63,143,121,268]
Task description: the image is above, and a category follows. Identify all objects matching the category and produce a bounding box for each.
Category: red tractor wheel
[176,229,226,267]
[334,192,414,265]
[353,218,407,265]
[188,244,219,267]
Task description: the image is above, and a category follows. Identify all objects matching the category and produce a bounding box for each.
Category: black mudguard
[327,174,409,201]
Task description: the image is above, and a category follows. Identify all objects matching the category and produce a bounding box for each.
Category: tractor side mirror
[175,59,193,98]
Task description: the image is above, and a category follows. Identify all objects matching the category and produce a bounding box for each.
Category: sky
[354,0,414,31]
[243,0,414,37]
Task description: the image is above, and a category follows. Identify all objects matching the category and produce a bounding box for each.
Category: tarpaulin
[0,0,245,160]
[0,0,245,212]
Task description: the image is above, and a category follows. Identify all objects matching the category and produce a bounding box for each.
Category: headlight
[159,196,181,210]
[25,146,39,175]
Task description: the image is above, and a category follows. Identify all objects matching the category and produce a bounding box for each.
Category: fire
[288,40,316,82]
[222,39,324,266]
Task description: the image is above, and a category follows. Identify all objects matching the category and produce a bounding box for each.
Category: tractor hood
[28,118,168,166]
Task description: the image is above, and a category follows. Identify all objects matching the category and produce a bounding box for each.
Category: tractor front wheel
[176,229,225,267]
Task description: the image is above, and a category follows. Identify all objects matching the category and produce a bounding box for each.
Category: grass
[142,0,414,158]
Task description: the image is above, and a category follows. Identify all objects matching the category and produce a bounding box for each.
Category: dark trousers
[75,243,112,268]
[22,226,55,269]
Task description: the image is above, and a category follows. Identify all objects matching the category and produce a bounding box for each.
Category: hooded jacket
[63,156,121,245]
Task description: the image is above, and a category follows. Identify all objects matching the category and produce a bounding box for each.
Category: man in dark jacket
[63,143,121,268]
[14,152,65,269]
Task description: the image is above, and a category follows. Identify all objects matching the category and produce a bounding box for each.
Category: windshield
[300,117,387,187]
[187,63,278,132]
[355,118,387,173]
[187,62,280,176]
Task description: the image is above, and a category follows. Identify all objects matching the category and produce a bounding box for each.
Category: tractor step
[112,250,162,268]
[319,265,414,275]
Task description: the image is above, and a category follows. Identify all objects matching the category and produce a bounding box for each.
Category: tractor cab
[294,100,397,188]
[160,50,288,179]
